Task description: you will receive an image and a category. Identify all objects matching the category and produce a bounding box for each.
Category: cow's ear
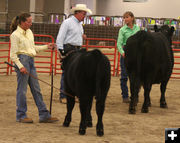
[168,26,175,37]
[170,26,175,33]
[154,25,159,32]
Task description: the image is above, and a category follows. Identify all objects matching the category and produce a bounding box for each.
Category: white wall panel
[97,0,180,19]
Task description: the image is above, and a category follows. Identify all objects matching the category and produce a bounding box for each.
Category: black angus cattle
[61,46,111,136]
[124,25,174,114]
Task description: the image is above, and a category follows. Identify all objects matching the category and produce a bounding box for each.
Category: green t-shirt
[117,24,140,55]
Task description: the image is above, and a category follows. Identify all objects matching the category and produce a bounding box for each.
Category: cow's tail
[94,50,111,102]
[136,31,148,77]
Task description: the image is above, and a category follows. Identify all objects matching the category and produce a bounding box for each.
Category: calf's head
[154,25,175,45]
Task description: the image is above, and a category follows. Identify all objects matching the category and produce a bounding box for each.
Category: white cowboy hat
[71,4,92,14]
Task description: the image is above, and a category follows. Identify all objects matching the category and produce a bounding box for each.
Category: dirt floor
[0,74,180,143]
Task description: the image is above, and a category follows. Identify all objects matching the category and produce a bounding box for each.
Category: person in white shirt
[56,4,92,103]
[10,12,59,123]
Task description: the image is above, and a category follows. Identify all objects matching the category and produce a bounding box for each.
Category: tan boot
[39,117,59,123]
[123,97,130,103]
[75,96,79,103]
[18,117,33,123]
[60,98,67,104]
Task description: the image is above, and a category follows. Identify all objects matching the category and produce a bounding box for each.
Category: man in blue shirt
[56,4,92,103]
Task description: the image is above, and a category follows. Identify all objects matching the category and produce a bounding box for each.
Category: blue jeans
[60,71,66,99]
[15,54,51,121]
[120,56,129,99]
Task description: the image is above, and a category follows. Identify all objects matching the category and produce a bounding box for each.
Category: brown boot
[59,98,67,104]
[18,117,33,123]
[39,117,59,123]
[75,96,79,103]
[123,97,130,103]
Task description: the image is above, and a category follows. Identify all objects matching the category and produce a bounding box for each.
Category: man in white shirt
[56,4,92,103]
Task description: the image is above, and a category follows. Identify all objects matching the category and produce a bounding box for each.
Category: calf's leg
[86,97,93,127]
[129,76,141,114]
[79,97,88,135]
[160,81,168,108]
[141,83,152,113]
[96,98,105,136]
[63,96,75,127]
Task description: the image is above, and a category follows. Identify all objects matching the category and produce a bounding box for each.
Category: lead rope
[4,61,74,98]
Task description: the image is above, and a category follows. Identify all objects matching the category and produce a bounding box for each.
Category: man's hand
[82,34,87,39]
[48,43,57,50]
[20,67,27,74]
[59,49,65,56]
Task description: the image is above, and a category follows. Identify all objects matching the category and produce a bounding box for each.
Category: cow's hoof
[160,102,168,108]
[148,102,151,107]
[129,109,136,114]
[79,128,86,135]
[134,99,139,106]
[97,129,104,137]
[141,108,149,113]
[86,121,93,127]
[63,121,70,127]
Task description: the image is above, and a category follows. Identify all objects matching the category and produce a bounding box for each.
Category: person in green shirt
[117,11,140,103]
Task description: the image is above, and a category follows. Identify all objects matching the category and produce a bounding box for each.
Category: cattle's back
[64,49,111,95]
[77,49,104,78]
[125,30,174,84]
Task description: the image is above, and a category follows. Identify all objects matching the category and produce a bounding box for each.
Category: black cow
[124,25,174,114]
[61,46,111,136]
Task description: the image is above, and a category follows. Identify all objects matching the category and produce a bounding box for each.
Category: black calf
[61,46,111,136]
[124,25,174,114]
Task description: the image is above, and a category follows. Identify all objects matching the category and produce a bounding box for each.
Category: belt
[18,53,34,58]
[64,44,81,49]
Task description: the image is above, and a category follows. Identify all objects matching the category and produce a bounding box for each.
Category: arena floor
[0,74,180,143]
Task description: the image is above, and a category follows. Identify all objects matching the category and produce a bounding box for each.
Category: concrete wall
[2,0,65,22]
[0,0,7,29]
[44,0,64,13]
[96,0,180,19]
[8,0,30,15]
[0,0,7,23]
[35,0,44,12]
[0,0,6,12]
[1,0,179,21]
